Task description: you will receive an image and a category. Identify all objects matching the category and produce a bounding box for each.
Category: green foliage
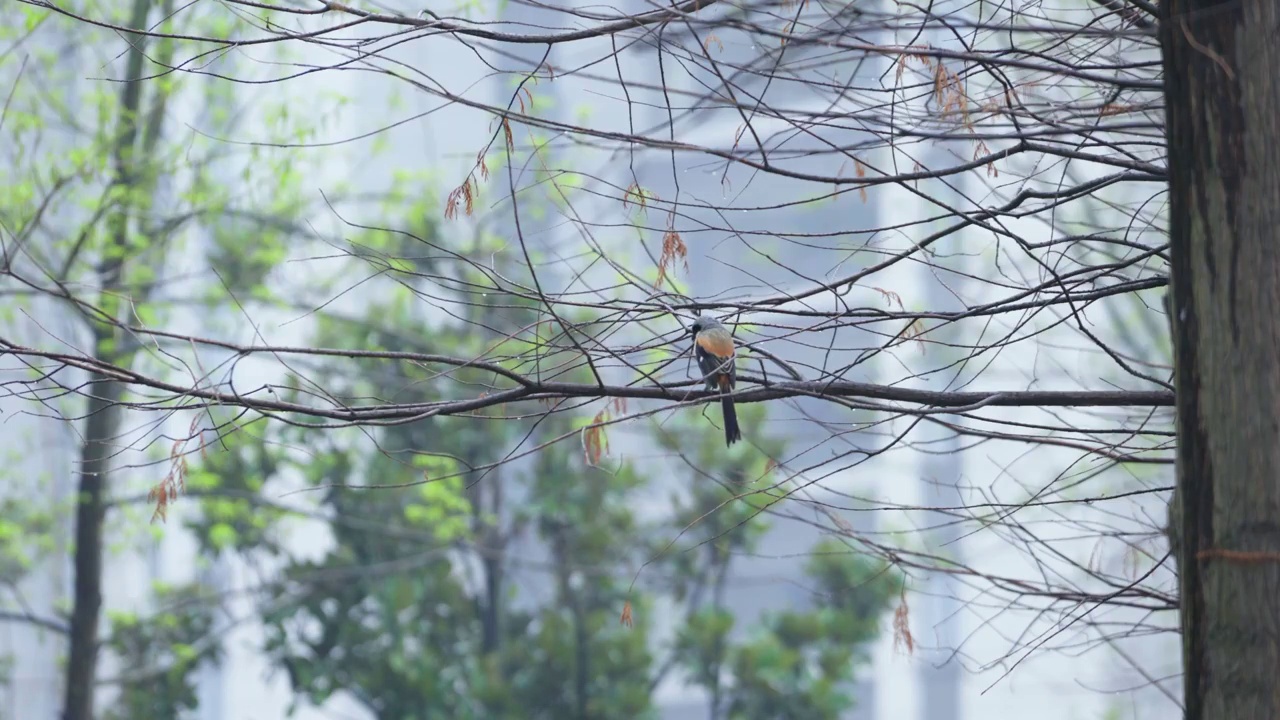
[0,499,57,584]
[0,5,343,719]
[166,179,657,717]
[102,585,222,720]
[250,235,655,717]
[179,244,895,720]
[712,540,897,720]
[246,416,661,720]
[657,411,899,719]
[404,475,472,541]
[183,419,287,556]
[0,0,330,341]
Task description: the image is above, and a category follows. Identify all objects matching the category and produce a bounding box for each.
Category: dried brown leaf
[893,588,915,655]
[655,229,688,288]
[871,286,904,309]
[584,409,610,464]
[623,183,656,213]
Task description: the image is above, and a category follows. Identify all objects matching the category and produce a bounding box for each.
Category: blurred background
[0,1,1177,719]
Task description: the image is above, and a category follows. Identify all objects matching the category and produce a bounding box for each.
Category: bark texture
[1162,1,1280,718]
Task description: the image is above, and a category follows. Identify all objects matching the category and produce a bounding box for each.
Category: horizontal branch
[524,380,1175,409]
[21,0,725,48]
[1,338,1174,427]
[315,0,723,44]
[0,609,70,635]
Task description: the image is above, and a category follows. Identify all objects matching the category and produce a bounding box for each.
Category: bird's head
[690,314,719,336]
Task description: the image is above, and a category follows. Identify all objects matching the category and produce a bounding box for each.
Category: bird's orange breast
[696,331,735,359]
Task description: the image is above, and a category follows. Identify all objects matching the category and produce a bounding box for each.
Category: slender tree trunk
[1162,1,1280,718]
[707,543,729,720]
[62,1,152,717]
[62,376,120,720]
[572,594,588,720]
[548,524,588,720]
[479,478,504,655]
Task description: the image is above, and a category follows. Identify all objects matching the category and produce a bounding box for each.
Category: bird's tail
[721,395,742,446]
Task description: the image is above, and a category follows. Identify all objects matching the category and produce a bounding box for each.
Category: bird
[690,314,742,446]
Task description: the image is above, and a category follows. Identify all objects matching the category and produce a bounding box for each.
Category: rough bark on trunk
[1162,1,1280,718]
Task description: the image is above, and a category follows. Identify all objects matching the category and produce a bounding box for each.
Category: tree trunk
[63,1,152,717]
[1162,1,1280,718]
[479,477,504,655]
[707,542,729,720]
[62,376,121,720]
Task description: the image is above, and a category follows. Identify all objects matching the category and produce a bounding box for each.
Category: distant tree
[100,585,221,720]
[179,196,898,718]
[0,2,323,717]
[659,413,898,720]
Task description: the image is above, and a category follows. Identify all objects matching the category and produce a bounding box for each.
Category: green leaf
[207,523,238,550]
